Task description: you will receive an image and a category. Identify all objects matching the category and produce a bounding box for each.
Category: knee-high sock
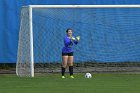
[61,67,66,76]
[69,66,73,76]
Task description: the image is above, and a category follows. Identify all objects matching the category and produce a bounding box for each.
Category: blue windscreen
[32,8,140,63]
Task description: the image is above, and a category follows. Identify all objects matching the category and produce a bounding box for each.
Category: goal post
[29,6,34,77]
[16,5,140,77]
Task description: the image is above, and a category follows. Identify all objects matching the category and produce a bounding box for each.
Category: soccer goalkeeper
[61,28,80,79]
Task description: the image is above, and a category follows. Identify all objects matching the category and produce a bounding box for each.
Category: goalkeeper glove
[71,37,75,41]
[76,36,80,41]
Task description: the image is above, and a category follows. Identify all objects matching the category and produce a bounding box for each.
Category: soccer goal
[16,5,140,77]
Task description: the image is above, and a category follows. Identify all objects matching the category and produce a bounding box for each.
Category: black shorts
[62,52,73,56]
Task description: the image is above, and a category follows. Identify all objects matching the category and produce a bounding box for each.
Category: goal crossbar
[26,5,140,8]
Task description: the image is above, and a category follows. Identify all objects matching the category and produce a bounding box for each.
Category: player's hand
[76,36,80,41]
[71,37,75,41]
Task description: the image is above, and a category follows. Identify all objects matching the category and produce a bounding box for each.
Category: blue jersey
[62,36,78,53]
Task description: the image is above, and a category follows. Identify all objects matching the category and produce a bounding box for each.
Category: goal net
[16,5,140,77]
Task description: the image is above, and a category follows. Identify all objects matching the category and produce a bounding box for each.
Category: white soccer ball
[85,73,92,78]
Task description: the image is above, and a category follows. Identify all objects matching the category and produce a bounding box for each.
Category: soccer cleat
[70,75,74,78]
[62,76,65,79]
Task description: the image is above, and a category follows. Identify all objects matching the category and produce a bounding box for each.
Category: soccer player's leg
[61,54,68,78]
[68,52,74,78]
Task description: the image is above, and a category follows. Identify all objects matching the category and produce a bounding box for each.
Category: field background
[0,73,140,93]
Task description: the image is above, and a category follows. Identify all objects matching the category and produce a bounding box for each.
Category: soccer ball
[85,73,92,78]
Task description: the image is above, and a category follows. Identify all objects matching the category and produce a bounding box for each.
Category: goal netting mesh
[17,6,140,77]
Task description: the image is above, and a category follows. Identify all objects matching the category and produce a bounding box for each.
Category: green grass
[0,73,140,93]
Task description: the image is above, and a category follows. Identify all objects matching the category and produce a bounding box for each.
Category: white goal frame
[18,5,140,77]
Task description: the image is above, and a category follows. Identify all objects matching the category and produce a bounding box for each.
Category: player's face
[67,30,72,37]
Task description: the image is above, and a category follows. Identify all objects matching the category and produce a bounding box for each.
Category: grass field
[0,73,140,93]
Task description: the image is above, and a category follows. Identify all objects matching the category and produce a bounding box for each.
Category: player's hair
[66,28,73,33]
